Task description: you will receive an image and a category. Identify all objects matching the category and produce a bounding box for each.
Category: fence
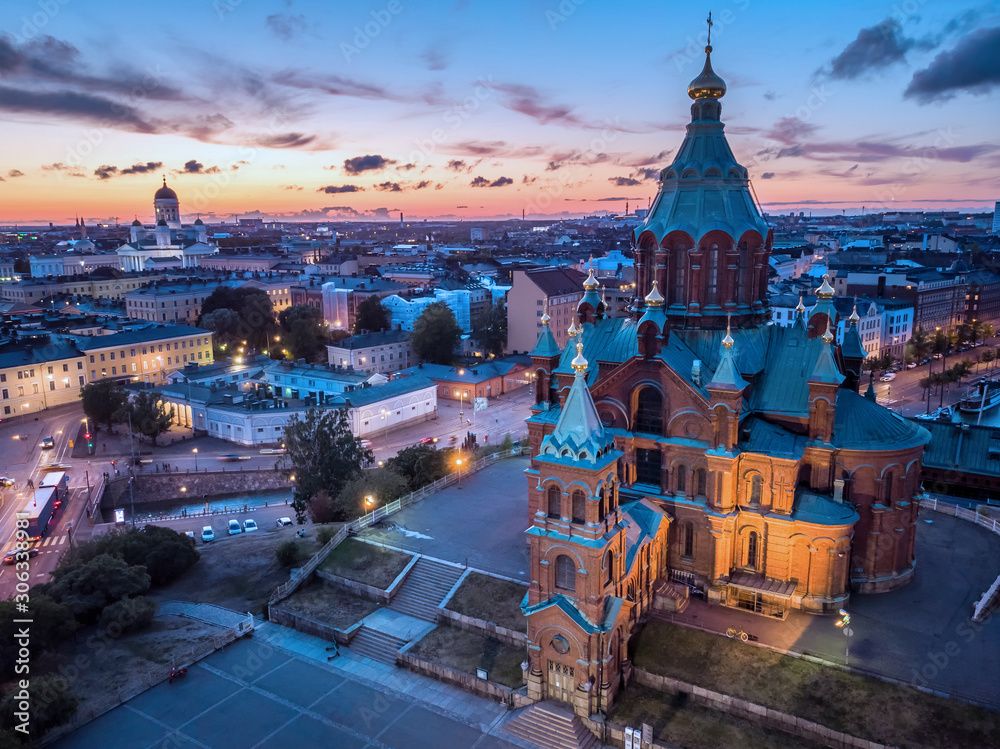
[267,445,530,607]
[920,496,1000,622]
[39,618,254,746]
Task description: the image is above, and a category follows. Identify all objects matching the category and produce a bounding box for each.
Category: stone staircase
[346,626,407,665]
[388,557,465,622]
[503,702,603,749]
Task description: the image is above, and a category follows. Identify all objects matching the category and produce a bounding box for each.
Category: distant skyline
[1,0,998,224]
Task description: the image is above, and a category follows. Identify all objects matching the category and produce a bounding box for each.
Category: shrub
[315,526,339,545]
[276,540,302,567]
[99,596,158,634]
[45,554,150,623]
[64,525,198,586]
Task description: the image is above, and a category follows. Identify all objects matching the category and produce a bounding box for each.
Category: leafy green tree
[67,525,199,586]
[283,408,373,522]
[0,674,78,737]
[125,391,174,446]
[0,595,76,681]
[411,301,462,365]
[197,286,276,351]
[279,304,324,362]
[471,300,508,357]
[44,554,150,623]
[386,444,453,491]
[201,308,242,353]
[80,380,129,432]
[337,467,410,514]
[275,540,302,567]
[354,294,390,334]
[99,596,158,633]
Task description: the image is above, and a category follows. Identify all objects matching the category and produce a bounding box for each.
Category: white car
[201,526,215,543]
[243,519,258,532]
[880,373,896,382]
[276,517,293,527]
[228,519,241,535]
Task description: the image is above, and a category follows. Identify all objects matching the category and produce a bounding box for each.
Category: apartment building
[506,268,586,354]
[124,280,236,324]
[0,335,87,419]
[326,329,413,375]
[76,324,213,385]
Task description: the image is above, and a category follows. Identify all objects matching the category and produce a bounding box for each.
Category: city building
[76,324,213,385]
[992,201,1000,236]
[0,333,86,419]
[1,273,168,304]
[396,359,531,404]
[326,329,413,375]
[116,179,219,271]
[506,268,586,354]
[520,46,932,718]
[124,279,236,324]
[381,288,474,333]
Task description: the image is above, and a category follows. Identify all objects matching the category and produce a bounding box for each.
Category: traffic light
[86,432,92,448]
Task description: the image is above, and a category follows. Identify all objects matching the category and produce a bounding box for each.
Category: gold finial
[722,313,734,349]
[567,320,579,338]
[687,16,726,100]
[583,267,599,291]
[541,311,551,325]
[162,175,167,188]
[541,298,550,325]
[571,340,588,373]
[849,304,860,324]
[644,279,664,307]
[795,296,805,314]
[822,327,834,344]
[601,284,607,306]
[816,274,835,299]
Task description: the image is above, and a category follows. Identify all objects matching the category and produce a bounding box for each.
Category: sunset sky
[1,0,998,224]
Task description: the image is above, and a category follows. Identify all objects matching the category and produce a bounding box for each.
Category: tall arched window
[571,490,587,524]
[695,468,707,497]
[676,464,686,494]
[547,485,561,519]
[750,474,763,504]
[706,244,719,305]
[604,550,613,585]
[683,522,694,558]
[634,387,663,435]
[883,473,893,505]
[598,488,606,522]
[555,554,576,592]
[673,249,686,306]
[746,531,759,570]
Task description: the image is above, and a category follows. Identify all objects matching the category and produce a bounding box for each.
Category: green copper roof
[531,321,561,358]
[916,420,1000,477]
[540,345,616,463]
[791,488,859,526]
[749,324,820,417]
[832,388,931,450]
[841,322,867,361]
[809,339,845,386]
[738,415,807,460]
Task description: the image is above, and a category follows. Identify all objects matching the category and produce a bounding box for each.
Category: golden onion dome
[571,341,588,373]
[687,45,727,100]
[644,279,665,308]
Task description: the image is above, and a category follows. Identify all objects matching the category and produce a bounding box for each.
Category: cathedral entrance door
[546,661,575,704]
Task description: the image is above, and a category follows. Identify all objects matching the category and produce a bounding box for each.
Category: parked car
[202,526,215,543]
[228,519,241,535]
[0,476,15,487]
[276,517,293,527]
[243,519,258,533]
[880,373,896,382]
[3,548,39,565]
[184,531,195,540]
[40,436,54,449]
[906,362,918,369]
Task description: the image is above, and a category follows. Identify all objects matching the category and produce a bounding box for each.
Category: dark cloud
[271,70,405,102]
[7,169,24,178]
[822,19,933,80]
[421,48,449,71]
[610,176,641,187]
[493,82,584,127]
[0,85,155,132]
[629,151,671,167]
[374,181,402,192]
[344,154,396,174]
[266,13,309,41]
[446,159,468,172]
[41,162,69,171]
[576,196,643,202]
[635,168,660,181]
[761,172,775,179]
[396,163,416,171]
[413,180,431,190]
[905,27,1000,102]
[369,207,396,219]
[470,176,513,188]
[318,185,364,193]
[256,132,317,149]
[182,160,205,173]
[766,117,820,145]
[763,91,776,101]
[522,175,538,185]
[120,161,163,175]
[93,165,118,180]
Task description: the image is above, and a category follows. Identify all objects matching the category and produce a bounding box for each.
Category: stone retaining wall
[101,469,291,507]
[437,607,526,648]
[268,604,359,646]
[397,651,531,708]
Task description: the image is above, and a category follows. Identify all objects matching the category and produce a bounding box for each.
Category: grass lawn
[409,625,525,689]
[446,572,527,632]
[319,538,413,590]
[278,579,380,629]
[610,687,822,749]
[633,620,1000,749]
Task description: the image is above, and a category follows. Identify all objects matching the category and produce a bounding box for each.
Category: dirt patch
[43,615,227,716]
[319,538,412,590]
[409,625,524,688]
[446,572,526,632]
[152,528,322,614]
[278,579,380,630]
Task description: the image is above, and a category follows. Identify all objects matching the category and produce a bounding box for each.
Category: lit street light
[455,456,464,488]
[193,448,199,471]
[834,608,852,666]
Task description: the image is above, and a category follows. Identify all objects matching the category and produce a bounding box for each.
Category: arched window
[555,554,576,592]
[547,485,561,519]
[571,490,587,524]
[746,531,759,570]
[706,244,719,305]
[750,474,763,504]
[842,470,853,505]
[598,488,606,522]
[695,468,707,497]
[676,465,686,494]
[683,522,694,558]
[883,473,893,505]
[634,387,663,435]
[604,551,613,585]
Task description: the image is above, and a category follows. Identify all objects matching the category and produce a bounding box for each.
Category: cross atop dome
[687,13,727,100]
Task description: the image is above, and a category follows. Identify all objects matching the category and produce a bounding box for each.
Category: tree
[283,408,373,522]
[337,467,410,515]
[411,301,462,365]
[386,444,453,491]
[67,525,199,586]
[201,308,242,353]
[125,391,173,446]
[471,300,508,357]
[197,286,276,352]
[275,540,302,567]
[354,294,390,334]
[80,380,129,432]
[43,554,150,622]
[99,596,158,633]
[0,674,78,737]
[279,304,324,362]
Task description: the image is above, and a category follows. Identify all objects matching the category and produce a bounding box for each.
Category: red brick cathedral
[521,43,931,717]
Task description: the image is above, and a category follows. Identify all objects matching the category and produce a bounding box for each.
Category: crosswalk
[38,535,67,547]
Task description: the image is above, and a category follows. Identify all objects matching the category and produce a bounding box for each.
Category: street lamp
[193,448,198,471]
[834,608,852,666]
[455,456,464,488]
